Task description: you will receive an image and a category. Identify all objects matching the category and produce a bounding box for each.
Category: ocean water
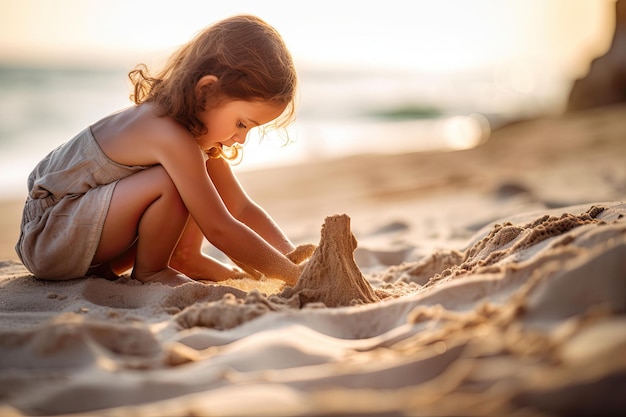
[0,64,570,200]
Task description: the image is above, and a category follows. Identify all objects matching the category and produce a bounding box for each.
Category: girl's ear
[195,75,219,103]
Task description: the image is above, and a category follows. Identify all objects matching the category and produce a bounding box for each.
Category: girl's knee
[148,166,184,205]
[149,166,176,191]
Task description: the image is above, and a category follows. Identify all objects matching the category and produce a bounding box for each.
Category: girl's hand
[229,243,316,285]
[286,243,317,264]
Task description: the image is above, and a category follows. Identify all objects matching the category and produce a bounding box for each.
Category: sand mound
[418,205,609,288]
[281,214,382,307]
[173,214,384,331]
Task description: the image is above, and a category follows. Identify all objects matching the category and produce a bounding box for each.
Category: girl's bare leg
[171,217,243,281]
[91,166,193,286]
[88,243,136,279]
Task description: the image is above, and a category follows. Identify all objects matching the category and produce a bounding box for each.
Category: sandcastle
[281,214,381,308]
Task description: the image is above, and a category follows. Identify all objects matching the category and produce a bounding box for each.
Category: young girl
[15,15,306,287]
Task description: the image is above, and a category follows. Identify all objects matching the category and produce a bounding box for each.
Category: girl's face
[196,99,286,150]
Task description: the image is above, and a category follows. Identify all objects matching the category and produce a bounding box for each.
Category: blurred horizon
[0,0,618,199]
[0,0,614,75]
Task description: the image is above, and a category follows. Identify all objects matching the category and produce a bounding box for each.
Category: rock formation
[567,0,626,111]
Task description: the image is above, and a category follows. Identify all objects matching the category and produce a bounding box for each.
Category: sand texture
[0,200,625,416]
[1,105,626,416]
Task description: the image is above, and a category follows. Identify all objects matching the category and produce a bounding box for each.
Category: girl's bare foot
[171,252,242,282]
[132,267,195,286]
[87,263,120,280]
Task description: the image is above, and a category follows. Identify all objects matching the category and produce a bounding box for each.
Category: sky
[0,0,616,79]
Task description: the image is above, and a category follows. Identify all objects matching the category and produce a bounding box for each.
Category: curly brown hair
[129,15,297,158]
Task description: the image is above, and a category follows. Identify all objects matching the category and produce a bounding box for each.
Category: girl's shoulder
[134,103,188,138]
[92,104,200,167]
[94,103,182,138]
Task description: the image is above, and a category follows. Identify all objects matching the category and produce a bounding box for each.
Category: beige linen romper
[15,127,151,280]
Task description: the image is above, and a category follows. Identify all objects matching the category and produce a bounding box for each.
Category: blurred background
[0,0,618,200]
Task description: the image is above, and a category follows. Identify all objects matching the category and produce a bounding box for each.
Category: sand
[1,104,625,416]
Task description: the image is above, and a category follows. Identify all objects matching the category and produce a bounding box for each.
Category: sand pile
[280,214,383,307]
[0,202,625,416]
[417,205,608,287]
[172,214,385,332]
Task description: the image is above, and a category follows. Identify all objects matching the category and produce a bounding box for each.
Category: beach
[1,103,625,416]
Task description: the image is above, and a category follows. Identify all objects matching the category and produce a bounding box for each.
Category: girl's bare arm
[152,131,300,284]
[206,157,295,255]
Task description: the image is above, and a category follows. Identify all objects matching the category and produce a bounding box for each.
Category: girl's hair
[129,14,297,160]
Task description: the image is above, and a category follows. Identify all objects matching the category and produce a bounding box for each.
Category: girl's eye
[237,122,247,129]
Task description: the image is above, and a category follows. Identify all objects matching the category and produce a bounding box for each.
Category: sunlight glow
[0,0,614,78]
[440,114,491,151]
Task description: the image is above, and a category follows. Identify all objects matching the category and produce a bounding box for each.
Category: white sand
[1,105,626,416]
